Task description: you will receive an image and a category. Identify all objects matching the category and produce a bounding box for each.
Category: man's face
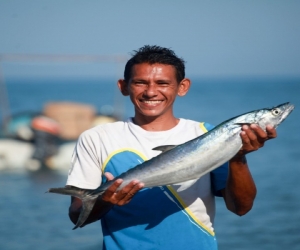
[123,63,185,119]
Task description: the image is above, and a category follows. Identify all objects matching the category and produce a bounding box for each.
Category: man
[67,45,276,249]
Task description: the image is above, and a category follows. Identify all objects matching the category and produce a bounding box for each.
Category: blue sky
[0,1,299,78]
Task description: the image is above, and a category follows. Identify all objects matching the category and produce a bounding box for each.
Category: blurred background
[0,1,299,249]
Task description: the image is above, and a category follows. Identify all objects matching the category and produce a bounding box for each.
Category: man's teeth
[143,100,162,104]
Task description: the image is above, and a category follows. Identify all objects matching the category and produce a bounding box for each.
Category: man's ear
[117,79,129,96]
[177,78,191,97]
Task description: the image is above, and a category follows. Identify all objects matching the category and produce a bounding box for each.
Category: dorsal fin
[152,145,177,153]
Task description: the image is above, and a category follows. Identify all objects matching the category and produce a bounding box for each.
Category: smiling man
[67,45,276,250]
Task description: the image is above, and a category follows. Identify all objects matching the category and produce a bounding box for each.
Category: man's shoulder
[95,120,128,130]
[80,120,129,139]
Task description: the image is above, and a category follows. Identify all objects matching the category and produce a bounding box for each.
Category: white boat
[0,104,118,172]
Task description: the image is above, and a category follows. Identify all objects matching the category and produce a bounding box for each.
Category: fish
[48,102,294,229]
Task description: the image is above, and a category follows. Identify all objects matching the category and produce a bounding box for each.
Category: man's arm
[222,124,277,216]
[69,173,144,227]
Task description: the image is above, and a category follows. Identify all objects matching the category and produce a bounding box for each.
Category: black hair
[124,45,186,83]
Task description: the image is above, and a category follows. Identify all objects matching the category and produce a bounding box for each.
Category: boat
[0,53,126,172]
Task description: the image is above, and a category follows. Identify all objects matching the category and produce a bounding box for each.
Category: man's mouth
[142,100,163,105]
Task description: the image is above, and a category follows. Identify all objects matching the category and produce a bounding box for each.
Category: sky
[0,0,299,79]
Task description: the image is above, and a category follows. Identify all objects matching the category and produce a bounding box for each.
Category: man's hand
[101,172,144,206]
[236,124,277,157]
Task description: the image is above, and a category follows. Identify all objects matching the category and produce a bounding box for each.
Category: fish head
[256,102,294,130]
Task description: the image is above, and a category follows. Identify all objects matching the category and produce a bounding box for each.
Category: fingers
[265,125,277,139]
[102,178,123,198]
[248,124,277,142]
[239,124,277,155]
[114,180,144,205]
[101,174,144,206]
[104,172,115,181]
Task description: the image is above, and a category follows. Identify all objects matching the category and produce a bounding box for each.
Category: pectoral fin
[176,179,199,192]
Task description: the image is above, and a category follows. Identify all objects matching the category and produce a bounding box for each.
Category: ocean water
[0,77,299,250]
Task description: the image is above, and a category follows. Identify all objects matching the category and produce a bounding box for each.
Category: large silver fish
[48,102,294,229]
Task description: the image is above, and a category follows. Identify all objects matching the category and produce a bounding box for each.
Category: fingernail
[131,180,138,185]
[242,125,248,130]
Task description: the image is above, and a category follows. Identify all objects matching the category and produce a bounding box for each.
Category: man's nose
[143,83,157,97]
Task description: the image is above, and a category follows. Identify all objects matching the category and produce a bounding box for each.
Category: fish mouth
[278,102,294,125]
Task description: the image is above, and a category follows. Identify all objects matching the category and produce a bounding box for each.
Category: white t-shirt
[67,118,228,250]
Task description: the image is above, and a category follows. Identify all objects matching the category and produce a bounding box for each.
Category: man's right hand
[101,172,144,206]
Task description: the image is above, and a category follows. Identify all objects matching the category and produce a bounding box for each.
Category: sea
[0,77,299,250]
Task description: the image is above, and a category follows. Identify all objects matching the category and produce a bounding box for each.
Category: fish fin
[176,179,199,192]
[73,189,106,229]
[152,145,177,153]
[72,195,101,230]
[48,186,105,230]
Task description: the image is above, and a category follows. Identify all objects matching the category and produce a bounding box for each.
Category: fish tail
[72,189,107,229]
[48,186,105,229]
[72,193,104,230]
[47,186,85,199]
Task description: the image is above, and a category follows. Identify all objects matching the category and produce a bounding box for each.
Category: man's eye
[157,82,169,85]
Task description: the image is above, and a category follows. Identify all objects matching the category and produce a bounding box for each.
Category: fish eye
[272,108,280,116]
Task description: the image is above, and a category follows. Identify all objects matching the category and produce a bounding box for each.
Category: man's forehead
[131,63,176,77]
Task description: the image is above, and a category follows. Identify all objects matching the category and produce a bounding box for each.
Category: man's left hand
[236,124,277,156]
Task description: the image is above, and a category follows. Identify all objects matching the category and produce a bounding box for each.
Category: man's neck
[132,115,179,131]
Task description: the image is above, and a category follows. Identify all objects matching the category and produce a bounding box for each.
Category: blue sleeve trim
[202,122,228,197]
[202,122,215,132]
[210,162,228,197]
